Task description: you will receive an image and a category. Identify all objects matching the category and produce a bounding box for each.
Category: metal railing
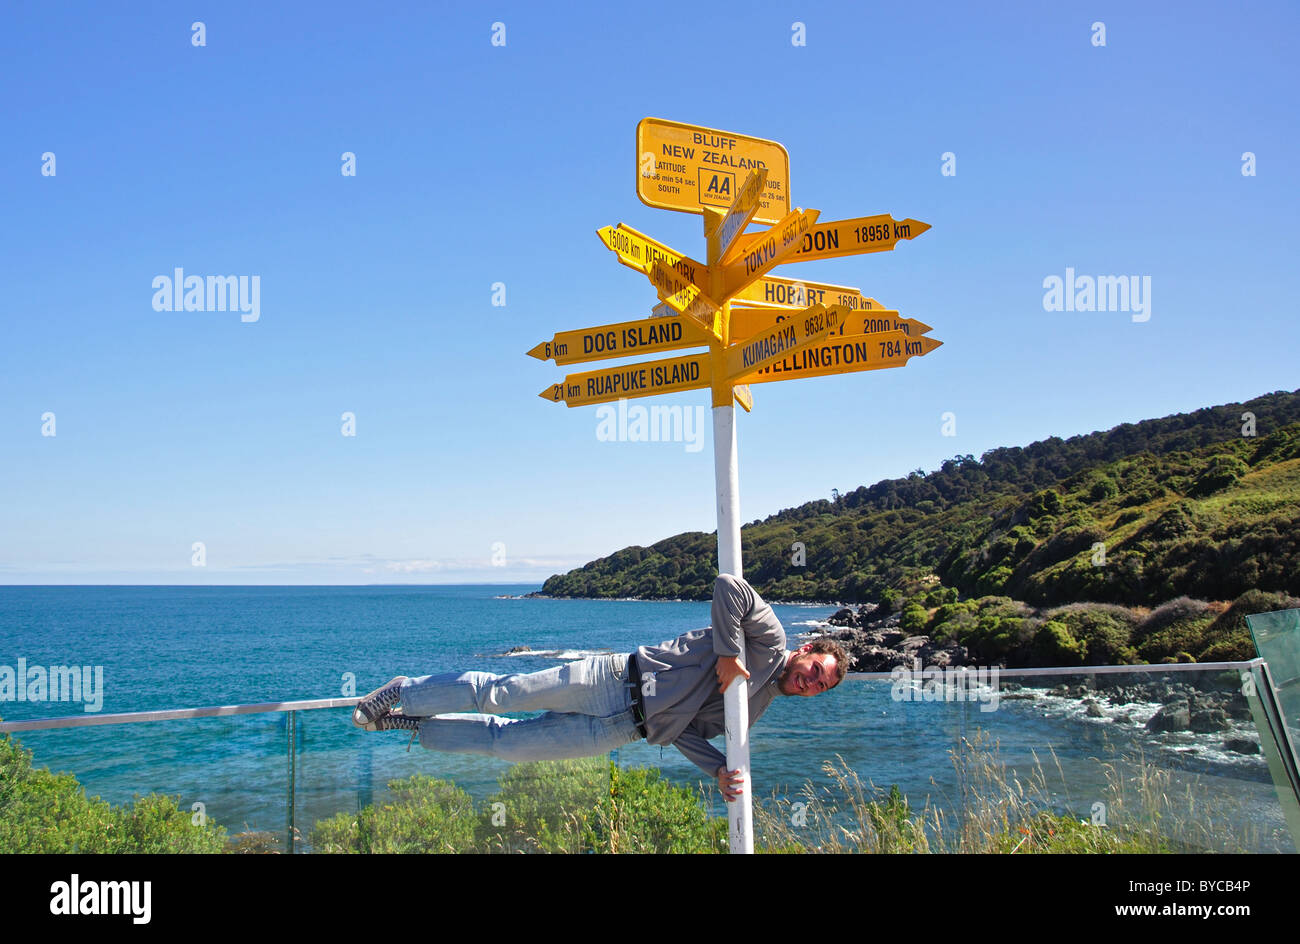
[3,659,1298,852]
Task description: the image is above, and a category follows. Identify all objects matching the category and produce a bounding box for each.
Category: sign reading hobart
[637,118,791,225]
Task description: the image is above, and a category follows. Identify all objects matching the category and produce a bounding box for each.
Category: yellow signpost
[540,351,711,408]
[729,213,931,265]
[719,303,842,382]
[637,117,791,224]
[532,116,942,855]
[732,274,882,312]
[720,208,820,298]
[735,332,943,385]
[729,307,933,344]
[597,223,707,289]
[528,316,715,366]
[715,168,768,263]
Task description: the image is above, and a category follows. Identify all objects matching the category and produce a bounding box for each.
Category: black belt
[626,653,648,739]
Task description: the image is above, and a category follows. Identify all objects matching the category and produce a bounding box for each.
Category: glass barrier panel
[1,713,290,852]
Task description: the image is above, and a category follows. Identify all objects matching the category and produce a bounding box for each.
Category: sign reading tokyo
[637,118,791,225]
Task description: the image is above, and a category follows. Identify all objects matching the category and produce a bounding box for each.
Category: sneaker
[369,713,422,751]
[352,676,408,728]
[370,714,420,732]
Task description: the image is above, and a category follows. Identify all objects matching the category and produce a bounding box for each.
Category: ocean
[0,585,1292,852]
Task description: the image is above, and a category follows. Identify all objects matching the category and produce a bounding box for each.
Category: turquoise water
[0,586,1292,851]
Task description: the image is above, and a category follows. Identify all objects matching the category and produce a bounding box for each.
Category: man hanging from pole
[352,573,847,799]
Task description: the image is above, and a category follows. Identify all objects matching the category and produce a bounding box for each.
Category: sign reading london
[637,118,791,225]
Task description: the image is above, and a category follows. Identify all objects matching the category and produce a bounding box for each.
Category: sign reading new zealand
[637,118,791,225]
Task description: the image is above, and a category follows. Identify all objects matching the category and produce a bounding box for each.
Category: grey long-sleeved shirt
[633,574,789,775]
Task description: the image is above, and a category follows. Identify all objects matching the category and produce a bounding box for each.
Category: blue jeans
[398,653,643,762]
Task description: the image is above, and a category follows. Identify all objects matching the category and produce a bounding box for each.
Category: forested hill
[539,389,1300,608]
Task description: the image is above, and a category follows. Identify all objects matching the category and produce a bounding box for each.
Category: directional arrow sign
[637,117,791,225]
[597,224,708,290]
[732,274,883,312]
[716,168,767,263]
[721,303,843,383]
[721,208,820,299]
[735,331,941,385]
[729,307,933,344]
[649,260,722,340]
[528,316,715,366]
[732,214,929,265]
[540,352,711,408]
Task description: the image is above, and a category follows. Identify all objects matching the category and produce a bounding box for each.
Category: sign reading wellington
[637,118,791,225]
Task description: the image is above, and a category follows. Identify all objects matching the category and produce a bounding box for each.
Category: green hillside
[540,389,1300,613]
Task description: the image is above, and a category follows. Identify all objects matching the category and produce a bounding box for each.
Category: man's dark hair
[806,637,849,686]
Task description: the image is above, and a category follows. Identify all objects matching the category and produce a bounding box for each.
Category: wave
[497,647,617,660]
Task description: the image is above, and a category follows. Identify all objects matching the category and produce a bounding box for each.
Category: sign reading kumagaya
[540,351,711,408]
[729,307,933,344]
[720,303,843,382]
[637,118,791,225]
[528,316,714,366]
[735,331,943,386]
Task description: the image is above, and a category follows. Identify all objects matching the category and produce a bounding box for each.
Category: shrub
[309,774,477,853]
[900,602,930,634]
[0,731,226,854]
[479,758,607,853]
[590,764,726,854]
[1044,603,1139,665]
[1032,621,1088,666]
[1134,597,1216,662]
[1188,455,1249,497]
[1090,477,1120,501]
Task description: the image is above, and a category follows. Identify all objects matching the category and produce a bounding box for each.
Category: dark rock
[504,645,532,654]
[1147,704,1191,733]
[1189,708,1230,733]
[827,608,857,627]
[1085,702,1104,718]
[1224,738,1261,755]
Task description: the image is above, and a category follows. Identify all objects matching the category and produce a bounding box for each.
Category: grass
[751,732,1259,853]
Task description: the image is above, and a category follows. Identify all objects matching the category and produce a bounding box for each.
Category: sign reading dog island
[528,116,942,856]
[637,118,791,225]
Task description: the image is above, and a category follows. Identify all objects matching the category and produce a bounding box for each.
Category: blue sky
[2,0,1297,584]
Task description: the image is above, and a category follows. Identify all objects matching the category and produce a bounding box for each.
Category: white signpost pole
[706,207,753,855]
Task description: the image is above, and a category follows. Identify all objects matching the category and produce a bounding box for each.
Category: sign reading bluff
[637,118,791,225]
[541,351,711,408]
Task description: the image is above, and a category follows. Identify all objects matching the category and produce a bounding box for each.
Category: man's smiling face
[777,643,840,697]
